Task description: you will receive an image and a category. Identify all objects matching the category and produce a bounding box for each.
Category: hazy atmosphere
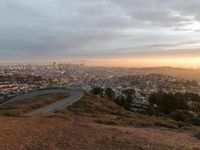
[1,0,200,67]
[1,1,200,149]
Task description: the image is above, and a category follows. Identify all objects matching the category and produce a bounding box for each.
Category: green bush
[96,119,122,126]
[91,87,103,96]
[154,121,178,129]
[2,109,23,117]
[169,110,194,123]
[176,121,191,128]
[191,118,200,126]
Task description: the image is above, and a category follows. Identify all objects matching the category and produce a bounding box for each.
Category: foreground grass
[0,93,200,149]
[54,94,200,150]
[65,93,200,145]
[0,93,68,116]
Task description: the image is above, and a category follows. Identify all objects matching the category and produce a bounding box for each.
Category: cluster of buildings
[0,63,120,102]
[0,63,200,111]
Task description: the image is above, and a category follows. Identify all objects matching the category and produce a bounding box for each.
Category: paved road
[0,89,84,116]
[26,89,84,116]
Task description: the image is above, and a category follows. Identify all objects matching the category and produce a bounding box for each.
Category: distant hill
[128,67,200,80]
[94,66,200,80]
[139,67,200,80]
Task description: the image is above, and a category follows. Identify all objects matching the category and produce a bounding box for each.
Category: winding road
[0,89,84,116]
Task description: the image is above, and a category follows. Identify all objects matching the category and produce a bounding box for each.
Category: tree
[105,88,115,100]
[123,89,135,103]
[114,95,125,106]
[149,91,189,114]
[91,87,103,97]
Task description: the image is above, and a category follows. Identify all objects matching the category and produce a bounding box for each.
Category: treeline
[90,87,200,126]
[90,87,134,110]
[149,91,200,114]
[148,91,200,125]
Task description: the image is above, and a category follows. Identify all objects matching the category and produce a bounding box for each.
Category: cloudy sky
[1,0,200,67]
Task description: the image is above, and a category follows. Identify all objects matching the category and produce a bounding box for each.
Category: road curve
[25,89,84,116]
[0,88,84,116]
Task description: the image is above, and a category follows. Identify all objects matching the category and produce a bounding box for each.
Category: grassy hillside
[0,93,200,150]
[68,93,180,128]
[0,92,68,116]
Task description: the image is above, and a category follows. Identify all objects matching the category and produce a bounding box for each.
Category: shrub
[191,118,200,126]
[2,109,23,117]
[91,87,103,96]
[169,110,194,123]
[96,119,122,126]
[105,88,115,100]
[176,121,191,128]
[154,121,178,129]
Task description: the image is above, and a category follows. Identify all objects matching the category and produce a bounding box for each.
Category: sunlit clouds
[0,0,200,67]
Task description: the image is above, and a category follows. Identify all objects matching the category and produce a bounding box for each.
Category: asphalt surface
[0,89,84,116]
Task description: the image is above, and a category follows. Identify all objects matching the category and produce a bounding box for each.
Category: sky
[1,0,200,67]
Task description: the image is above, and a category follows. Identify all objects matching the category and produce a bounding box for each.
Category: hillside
[0,94,200,150]
[0,92,68,116]
[131,67,200,80]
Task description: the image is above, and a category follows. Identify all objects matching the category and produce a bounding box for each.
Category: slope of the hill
[0,93,200,150]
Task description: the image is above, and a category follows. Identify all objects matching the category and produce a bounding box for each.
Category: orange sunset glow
[78,57,200,68]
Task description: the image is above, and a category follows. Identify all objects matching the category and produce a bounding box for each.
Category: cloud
[0,0,200,61]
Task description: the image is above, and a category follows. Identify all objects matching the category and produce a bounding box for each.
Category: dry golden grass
[0,114,200,150]
[0,93,200,149]
[0,93,68,116]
